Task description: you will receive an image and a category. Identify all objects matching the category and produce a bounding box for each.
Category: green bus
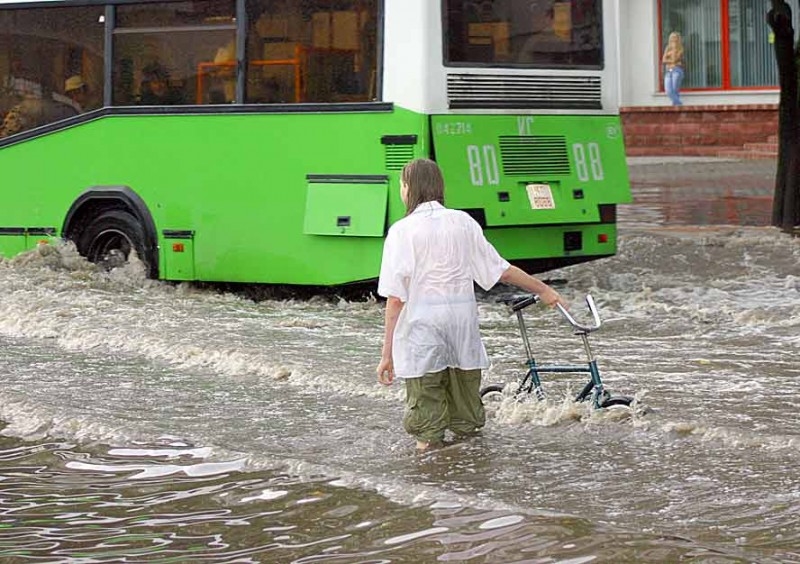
[0,0,630,286]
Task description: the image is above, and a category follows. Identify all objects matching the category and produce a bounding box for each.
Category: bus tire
[77,209,149,273]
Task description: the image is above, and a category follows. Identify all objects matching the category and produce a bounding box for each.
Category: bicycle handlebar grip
[510,294,539,312]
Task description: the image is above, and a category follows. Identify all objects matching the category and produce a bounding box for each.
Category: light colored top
[377,201,510,378]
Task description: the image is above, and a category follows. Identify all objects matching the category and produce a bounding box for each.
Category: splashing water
[0,227,799,561]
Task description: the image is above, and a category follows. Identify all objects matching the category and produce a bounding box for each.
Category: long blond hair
[665,31,684,60]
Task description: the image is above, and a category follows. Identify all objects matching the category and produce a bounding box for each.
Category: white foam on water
[482,380,800,457]
[657,420,800,452]
[3,230,800,536]
[65,458,246,479]
[0,243,402,402]
[0,392,151,444]
[0,383,563,515]
[483,383,649,428]
[107,447,214,459]
[241,489,289,502]
[384,527,450,545]
[478,515,525,529]
[237,449,574,516]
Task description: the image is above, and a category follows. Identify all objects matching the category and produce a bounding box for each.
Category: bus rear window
[443,0,603,68]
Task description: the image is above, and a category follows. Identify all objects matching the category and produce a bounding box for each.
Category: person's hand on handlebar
[499,265,568,309]
[537,286,567,309]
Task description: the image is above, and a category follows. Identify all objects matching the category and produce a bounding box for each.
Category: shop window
[660,0,799,89]
[113,0,236,105]
[0,6,104,138]
[244,0,379,104]
[444,0,603,68]
[661,0,722,88]
[728,0,793,87]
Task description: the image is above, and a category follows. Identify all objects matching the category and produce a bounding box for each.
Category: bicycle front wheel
[480,384,506,404]
[599,395,634,409]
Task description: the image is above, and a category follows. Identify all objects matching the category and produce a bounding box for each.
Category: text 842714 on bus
[0,0,630,286]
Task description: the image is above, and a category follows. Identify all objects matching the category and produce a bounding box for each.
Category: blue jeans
[664,66,684,106]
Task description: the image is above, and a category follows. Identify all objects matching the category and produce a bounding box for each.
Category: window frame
[657,0,780,92]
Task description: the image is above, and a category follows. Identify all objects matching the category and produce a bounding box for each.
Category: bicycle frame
[509,295,611,409]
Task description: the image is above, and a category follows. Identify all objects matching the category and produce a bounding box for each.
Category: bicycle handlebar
[504,293,602,332]
[506,294,539,312]
[556,295,602,333]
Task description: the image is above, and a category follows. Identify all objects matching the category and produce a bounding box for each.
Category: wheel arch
[62,186,159,279]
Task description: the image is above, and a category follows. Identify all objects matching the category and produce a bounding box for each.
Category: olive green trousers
[402,367,485,444]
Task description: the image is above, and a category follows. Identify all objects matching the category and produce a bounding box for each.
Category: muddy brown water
[0,158,798,562]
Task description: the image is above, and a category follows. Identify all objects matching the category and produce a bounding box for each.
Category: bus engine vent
[499,136,571,176]
[385,144,415,171]
[447,74,602,110]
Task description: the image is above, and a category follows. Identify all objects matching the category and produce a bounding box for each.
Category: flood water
[1,159,799,562]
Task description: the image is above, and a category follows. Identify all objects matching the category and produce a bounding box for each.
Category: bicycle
[480,293,635,410]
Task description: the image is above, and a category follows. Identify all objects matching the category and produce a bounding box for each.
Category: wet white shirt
[378,201,510,378]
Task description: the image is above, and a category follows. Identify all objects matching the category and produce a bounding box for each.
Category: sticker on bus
[526,184,556,210]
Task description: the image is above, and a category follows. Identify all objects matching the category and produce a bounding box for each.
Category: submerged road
[0,157,797,562]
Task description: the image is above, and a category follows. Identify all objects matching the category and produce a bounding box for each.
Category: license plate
[526,184,556,210]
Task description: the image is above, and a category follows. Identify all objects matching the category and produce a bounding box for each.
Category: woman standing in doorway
[662,31,685,106]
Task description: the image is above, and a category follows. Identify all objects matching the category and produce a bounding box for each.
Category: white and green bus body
[0,0,630,285]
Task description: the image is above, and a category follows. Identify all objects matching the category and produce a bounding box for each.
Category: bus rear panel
[432,113,629,272]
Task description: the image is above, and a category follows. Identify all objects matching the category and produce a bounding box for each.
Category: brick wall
[621,104,779,158]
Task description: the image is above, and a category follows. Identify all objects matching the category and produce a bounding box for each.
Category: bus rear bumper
[485,221,619,275]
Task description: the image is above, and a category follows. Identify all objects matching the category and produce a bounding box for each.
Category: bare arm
[499,265,566,307]
[376,296,404,385]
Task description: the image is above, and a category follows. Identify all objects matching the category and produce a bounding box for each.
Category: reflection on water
[623,158,776,228]
[0,186,799,561]
[0,436,758,562]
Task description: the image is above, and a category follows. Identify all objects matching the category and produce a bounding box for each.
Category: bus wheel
[78,209,148,272]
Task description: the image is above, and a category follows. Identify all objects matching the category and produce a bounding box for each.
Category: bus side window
[0,6,104,138]
[245,0,378,104]
[112,0,236,106]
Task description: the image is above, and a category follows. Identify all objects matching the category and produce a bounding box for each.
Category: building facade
[615,0,788,158]
[618,0,787,108]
